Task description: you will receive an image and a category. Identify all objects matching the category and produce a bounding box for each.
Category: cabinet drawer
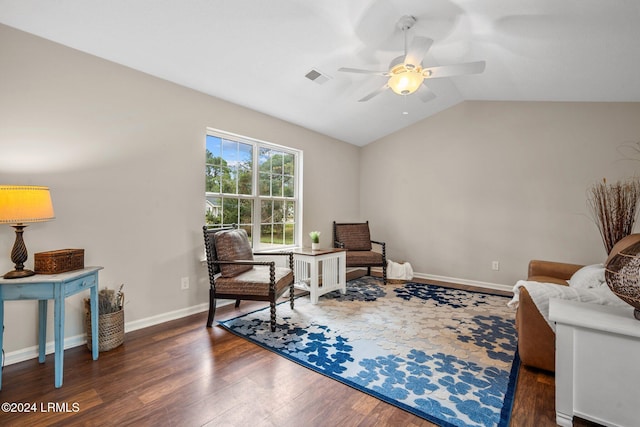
[64,273,97,296]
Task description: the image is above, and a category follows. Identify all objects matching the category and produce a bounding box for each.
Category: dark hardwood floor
[0,275,580,426]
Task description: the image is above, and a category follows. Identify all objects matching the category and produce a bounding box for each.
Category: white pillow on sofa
[568,263,606,289]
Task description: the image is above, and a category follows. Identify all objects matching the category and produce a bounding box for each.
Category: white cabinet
[550,299,640,427]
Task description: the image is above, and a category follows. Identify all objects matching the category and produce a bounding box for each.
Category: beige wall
[361,101,640,286]
[3,22,640,359]
[0,24,360,355]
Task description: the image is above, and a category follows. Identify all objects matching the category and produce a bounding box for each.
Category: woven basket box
[34,249,84,274]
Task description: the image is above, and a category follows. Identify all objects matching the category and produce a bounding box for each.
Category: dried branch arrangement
[587,177,640,253]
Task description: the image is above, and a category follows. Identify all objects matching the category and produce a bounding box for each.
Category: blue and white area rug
[219,277,519,427]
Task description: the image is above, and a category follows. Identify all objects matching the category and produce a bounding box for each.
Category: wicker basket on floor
[84,294,125,352]
[85,309,124,352]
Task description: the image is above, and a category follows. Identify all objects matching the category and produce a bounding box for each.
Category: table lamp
[0,185,55,278]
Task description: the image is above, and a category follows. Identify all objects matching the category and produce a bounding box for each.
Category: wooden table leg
[90,283,99,360]
[38,300,47,363]
[54,284,64,388]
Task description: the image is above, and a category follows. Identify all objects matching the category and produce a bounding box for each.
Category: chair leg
[235,299,241,308]
[206,289,216,327]
[289,283,295,309]
[383,263,387,285]
[270,301,277,332]
[367,267,371,276]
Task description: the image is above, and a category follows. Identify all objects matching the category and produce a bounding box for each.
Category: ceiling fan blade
[423,61,486,79]
[338,67,388,76]
[404,36,433,69]
[358,84,389,102]
[419,84,437,103]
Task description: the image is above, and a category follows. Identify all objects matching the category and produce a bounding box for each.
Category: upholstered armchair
[333,221,387,284]
[203,225,295,332]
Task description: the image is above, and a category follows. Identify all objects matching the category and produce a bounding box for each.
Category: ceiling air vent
[305,69,331,85]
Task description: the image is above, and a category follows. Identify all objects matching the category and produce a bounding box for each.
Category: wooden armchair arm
[371,240,386,257]
[212,260,274,267]
[253,251,294,269]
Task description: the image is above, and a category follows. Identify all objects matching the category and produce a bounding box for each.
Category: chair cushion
[346,250,384,267]
[214,228,254,278]
[215,266,293,297]
[335,223,372,251]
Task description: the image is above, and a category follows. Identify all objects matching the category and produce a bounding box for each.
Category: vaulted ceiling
[2,0,640,146]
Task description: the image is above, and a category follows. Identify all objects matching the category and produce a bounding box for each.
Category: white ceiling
[2,0,640,146]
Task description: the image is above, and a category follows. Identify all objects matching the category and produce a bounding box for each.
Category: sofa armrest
[516,287,557,372]
[527,260,583,282]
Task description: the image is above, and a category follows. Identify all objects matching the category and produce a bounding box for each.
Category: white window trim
[206,127,303,251]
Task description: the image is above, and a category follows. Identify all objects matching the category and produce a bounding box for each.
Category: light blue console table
[0,266,103,389]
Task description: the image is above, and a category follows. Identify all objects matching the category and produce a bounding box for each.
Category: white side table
[550,298,640,427]
[292,248,346,304]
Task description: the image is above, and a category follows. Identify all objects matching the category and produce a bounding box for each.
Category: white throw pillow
[568,263,606,289]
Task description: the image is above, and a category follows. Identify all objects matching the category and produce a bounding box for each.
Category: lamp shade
[0,185,55,224]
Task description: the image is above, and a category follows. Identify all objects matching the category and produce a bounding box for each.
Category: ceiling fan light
[388,71,424,95]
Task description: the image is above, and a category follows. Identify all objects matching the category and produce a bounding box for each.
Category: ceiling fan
[338,15,486,102]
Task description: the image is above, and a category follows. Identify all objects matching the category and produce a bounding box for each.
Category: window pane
[259,148,270,170]
[261,200,273,223]
[240,225,252,243]
[222,139,238,163]
[238,167,251,194]
[206,135,222,157]
[284,201,295,223]
[284,223,295,245]
[259,172,270,196]
[273,200,283,223]
[221,167,235,193]
[238,143,252,195]
[239,199,252,224]
[205,165,221,193]
[222,198,239,225]
[272,151,284,174]
[260,224,272,244]
[205,196,222,226]
[283,176,293,197]
[283,153,294,175]
[205,135,223,193]
[271,174,283,197]
[273,224,284,245]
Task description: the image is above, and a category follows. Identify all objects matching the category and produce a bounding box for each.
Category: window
[205,129,301,250]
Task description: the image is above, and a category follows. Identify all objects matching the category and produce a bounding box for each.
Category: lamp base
[4,223,34,279]
[3,268,35,279]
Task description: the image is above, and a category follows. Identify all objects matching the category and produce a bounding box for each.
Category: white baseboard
[366,266,513,293]
[3,301,218,367]
[412,272,513,293]
[123,302,210,333]
[3,335,89,367]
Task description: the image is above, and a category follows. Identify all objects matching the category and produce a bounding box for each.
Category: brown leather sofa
[517,233,640,372]
[516,260,582,372]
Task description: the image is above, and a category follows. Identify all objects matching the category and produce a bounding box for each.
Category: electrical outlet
[181,276,189,290]
[491,261,500,271]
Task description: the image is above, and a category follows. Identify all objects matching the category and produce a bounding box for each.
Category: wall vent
[305,69,331,85]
